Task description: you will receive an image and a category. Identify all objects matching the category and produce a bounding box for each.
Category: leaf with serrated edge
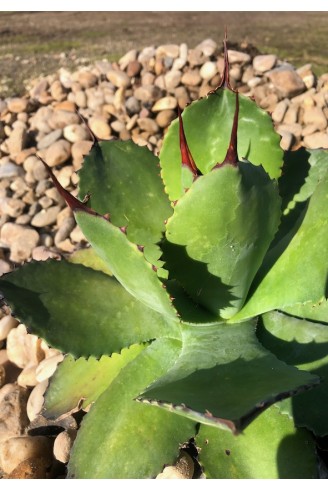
[44,343,146,419]
[68,338,196,479]
[75,211,177,319]
[196,405,317,478]
[164,163,281,319]
[138,320,319,433]
[233,174,328,321]
[259,310,328,436]
[78,140,172,249]
[160,89,283,201]
[0,261,180,358]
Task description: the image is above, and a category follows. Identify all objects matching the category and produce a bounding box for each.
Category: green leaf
[259,310,328,436]
[68,338,196,479]
[282,298,328,324]
[0,261,180,357]
[75,211,177,319]
[160,88,283,201]
[44,343,146,419]
[78,140,173,266]
[139,320,319,433]
[196,405,317,478]
[68,247,113,275]
[233,174,328,321]
[164,163,281,319]
[280,148,328,214]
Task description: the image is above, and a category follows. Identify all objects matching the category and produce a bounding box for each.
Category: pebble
[303,132,328,149]
[6,324,45,369]
[78,71,98,89]
[0,315,19,341]
[0,162,23,179]
[253,54,277,73]
[0,435,53,474]
[63,123,90,143]
[53,429,77,464]
[44,139,71,167]
[37,129,62,150]
[26,379,49,422]
[152,96,177,112]
[6,126,27,155]
[7,97,29,113]
[31,205,62,227]
[0,383,29,443]
[88,116,111,139]
[35,353,64,382]
[0,223,39,262]
[107,69,130,88]
[267,67,306,98]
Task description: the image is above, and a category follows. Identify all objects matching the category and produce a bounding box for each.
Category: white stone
[0,435,53,474]
[53,429,76,463]
[36,354,64,382]
[0,315,19,341]
[26,380,49,422]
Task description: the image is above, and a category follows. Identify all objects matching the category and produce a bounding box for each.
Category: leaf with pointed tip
[138,320,319,433]
[233,173,328,321]
[160,88,283,201]
[259,310,328,436]
[196,405,317,478]
[68,338,196,479]
[44,343,146,419]
[164,163,281,319]
[78,140,173,267]
[0,261,180,358]
[75,211,177,319]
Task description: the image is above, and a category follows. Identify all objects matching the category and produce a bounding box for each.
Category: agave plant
[1,38,328,478]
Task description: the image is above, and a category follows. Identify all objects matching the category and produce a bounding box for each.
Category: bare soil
[0,11,328,97]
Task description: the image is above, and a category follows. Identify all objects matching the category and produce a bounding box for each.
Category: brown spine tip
[219,28,233,90]
[36,154,98,215]
[152,265,158,272]
[213,91,239,169]
[223,91,239,165]
[75,110,99,145]
[120,226,127,234]
[178,107,198,176]
[137,245,145,252]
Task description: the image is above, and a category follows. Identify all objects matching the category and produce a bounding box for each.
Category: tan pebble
[0,383,29,443]
[156,466,187,479]
[27,379,49,422]
[44,347,62,359]
[32,245,61,262]
[36,354,64,383]
[175,450,194,478]
[7,456,51,479]
[53,100,76,112]
[0,315,19,341]
[0,435,53,474]
[152,96,177,112]
[17,363,38,388]
[53,429,77,463]
[7,324,45,369]
[88,116,111,139]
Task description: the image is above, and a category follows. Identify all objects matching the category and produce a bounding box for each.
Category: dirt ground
[0,11,328,97]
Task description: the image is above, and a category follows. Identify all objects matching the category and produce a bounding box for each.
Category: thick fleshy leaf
[0,261,180,358]
[196,405,317,478]
[78,140,173,266]
[259,310,328,436]
[164,163,281,319]
[280,148,328,214]
[282,298,328,324]
[44,344,146,419]
[139,320,319,433]
[160,88,283,201]
[68,247,112,275]
[68,338,196,479]
[233,174,328,321]
[75,211,177,319]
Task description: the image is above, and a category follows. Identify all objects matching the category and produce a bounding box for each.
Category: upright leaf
[164,163,281,319]
[160,89,283,201]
